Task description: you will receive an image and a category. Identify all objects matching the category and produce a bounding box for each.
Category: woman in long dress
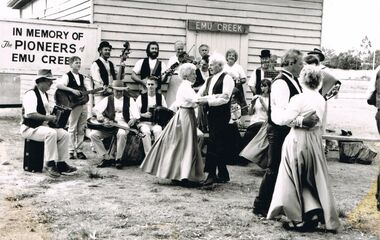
[140,63,205,184]
[266,65,341,232]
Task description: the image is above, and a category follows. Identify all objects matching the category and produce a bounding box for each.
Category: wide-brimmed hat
[98,41,113,52]
[307,48,325,61]
[111,80,129,91]
[259,49,271,58]
[35,69,56,83]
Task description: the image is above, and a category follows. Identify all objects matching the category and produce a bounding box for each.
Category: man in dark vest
[248,49,272,95]
[197,53,235,186]
[89,80,140,169]
[56,56,90,160]
[132,41,167,93]
[20,69,77,177]
[91,41,116,105]
[135,77,167,155]
[253,49,319,216]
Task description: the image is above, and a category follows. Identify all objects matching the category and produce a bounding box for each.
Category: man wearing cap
[248,49,272,95]
[20,69,77,176]
[91,41,116,105]
[131,41,167,93]
[89,80,140,169]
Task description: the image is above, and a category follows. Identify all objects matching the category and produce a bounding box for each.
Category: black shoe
[69,152,76,159]
[97,159,115,168]
[252,207,268,217]
[45,161,60,177]
[57,161,77,174]
[76,152,87,160]
[202,174,216,186]
[115,159,123,169]
[216,175,230,183]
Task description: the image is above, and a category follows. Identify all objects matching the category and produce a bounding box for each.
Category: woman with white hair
[140,63,205,185]
[267,65,341,232]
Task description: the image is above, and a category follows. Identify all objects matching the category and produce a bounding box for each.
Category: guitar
[87,117,145,138]
[55,87,106,109]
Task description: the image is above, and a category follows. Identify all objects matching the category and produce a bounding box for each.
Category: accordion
[48,105,72,128]
[264,70,280,80]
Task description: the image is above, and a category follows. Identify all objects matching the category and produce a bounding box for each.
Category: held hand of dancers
[300,110,319,129]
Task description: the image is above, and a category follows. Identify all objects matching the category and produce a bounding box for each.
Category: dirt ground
[1,78,380,240]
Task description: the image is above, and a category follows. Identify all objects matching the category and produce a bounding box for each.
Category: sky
[322,0,380,52]
[1,0,379,53]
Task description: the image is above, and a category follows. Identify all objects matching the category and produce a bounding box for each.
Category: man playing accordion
[135,77,167,155]
[20,69,77,177]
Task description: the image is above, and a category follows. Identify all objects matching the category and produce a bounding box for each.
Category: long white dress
[267,88,341,231]
[140,80,205,182]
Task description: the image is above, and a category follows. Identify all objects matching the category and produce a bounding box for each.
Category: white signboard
[0,18,100,74]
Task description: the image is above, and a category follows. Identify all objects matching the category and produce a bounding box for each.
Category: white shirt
[197,71,235,107]
[223,63,246,81]
[136,94,168,113]
[277,88,325,128]
[248,68,265,88]
[93,96,140,127]
[133,58,167,76]
[21,87,51,131]
[91,57,115,90]
[271,70,302,125]
[23,87,50,116]
[175,80,199,108]
[250,96,269,124]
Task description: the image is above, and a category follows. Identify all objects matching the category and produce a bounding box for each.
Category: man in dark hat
[20,69,77,177]
[91,41,116,105]
[131,41,167,93]
[307,48,325,62]
[248,49,272,95]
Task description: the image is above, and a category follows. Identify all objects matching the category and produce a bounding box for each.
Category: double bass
[118,41,139,99]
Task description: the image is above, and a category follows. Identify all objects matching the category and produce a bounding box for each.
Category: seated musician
[135,76,167,155]
[89,80,140,169]
[56,56,90,160]
[20,69,77,177]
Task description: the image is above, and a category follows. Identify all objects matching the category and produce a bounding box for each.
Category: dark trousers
[253,123,290,211]
[235,83,248,115]
[242,122,264,148]
[204,114,230,179]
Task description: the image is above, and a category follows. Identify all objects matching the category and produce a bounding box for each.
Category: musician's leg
[21,126,59,162]
[152,125,162,142]
[68,105,82,155]
[116,128,129,160]
[56,128,70,162]
[76,105,88,155]
[89,130,111,159]
[139,123,152,155]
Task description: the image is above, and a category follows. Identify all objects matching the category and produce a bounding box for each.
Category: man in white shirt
[20,69,77,177]
[89,80,140,169]
[131,41,167,93]
[167,40,185,70]
[197,53,235,185]
[90,41,116,105]
[135,77,167,154]
[253,49,319,216]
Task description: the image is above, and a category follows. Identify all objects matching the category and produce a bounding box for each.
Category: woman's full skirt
[267,127,340,231]
[140,107,205,182]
